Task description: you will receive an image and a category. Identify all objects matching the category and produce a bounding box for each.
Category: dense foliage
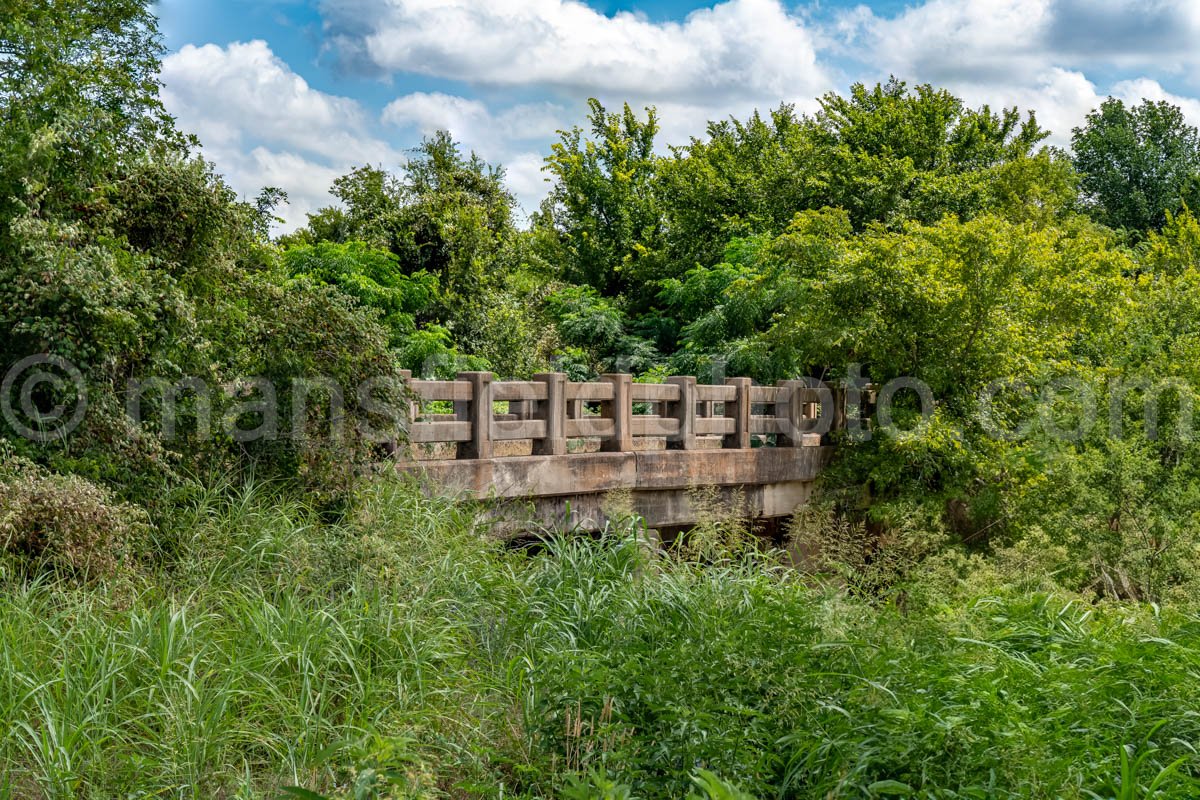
[0,2,406,507]
[8,0,1200,795]
[1072,98,1200,234]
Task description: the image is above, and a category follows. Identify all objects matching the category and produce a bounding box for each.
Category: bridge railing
[398,371,849,460]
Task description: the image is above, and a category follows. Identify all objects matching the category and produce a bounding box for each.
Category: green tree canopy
[1072,98,1200,233]
[0,0,177,237]
[293,133,515,298]
[282,241,439,347]
[538,99,663,298]
[740,211,1128,533]
[655,79,1071,280]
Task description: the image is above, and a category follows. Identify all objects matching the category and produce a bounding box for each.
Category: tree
[294,135,515,295]
[1014,212,1200,600]
[817,79,1049,174]
[538,99,664,299]
[398,131,515,302]
[655,106,824,275]
[292,134,517,312]
[1,0,193,489]
[1072,98,1200,233]
[656,80,1070,290]
[815,80,1069,230]
[659,234,788,381]
[0,0,177,238]
[760,211,1126,534]
[287,136,558,378]
[543,284,661,376]
[282,241,438,347]
[1,1,408,504]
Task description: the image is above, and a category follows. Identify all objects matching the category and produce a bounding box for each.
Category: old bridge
[397,371,855,533]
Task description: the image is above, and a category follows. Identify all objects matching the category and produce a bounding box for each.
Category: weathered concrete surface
[399,446,829,498]
[501,481,818,532]
[398,446,832,532]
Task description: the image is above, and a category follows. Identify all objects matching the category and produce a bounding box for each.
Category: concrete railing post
[600,373,633,452]
[381,369,413,456]
[397,369,414,421]
[456,371,493,459]
[832,386,847,436]
[723,377,751,450]
[533,372,566,456]
[775,379,803,447]
[666,375,697,450]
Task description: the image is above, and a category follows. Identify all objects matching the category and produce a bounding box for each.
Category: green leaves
[867,779,915,796]
[540,99,664,299]
[0,0,178,235]
[540,284,664,376]
[283,241,438,346]
[1072,98,1200,234]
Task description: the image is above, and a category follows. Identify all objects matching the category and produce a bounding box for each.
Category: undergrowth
[0,478,1198,798]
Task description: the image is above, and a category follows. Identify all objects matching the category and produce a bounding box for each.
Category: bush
[0,458,150,579]
[238,277,409,506]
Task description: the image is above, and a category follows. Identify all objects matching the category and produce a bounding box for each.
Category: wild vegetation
[4,479,1200,798]
[7,1,1200,797]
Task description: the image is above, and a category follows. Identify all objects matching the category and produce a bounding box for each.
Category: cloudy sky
[154,0,1200,231]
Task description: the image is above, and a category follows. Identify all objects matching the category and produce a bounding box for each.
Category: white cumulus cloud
[323,0,832,104]
[833,0,1200,144]
[332,0,838,216]
[161,40,404,230]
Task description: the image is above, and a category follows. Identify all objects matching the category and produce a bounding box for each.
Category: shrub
[0,458,150,579]
[238,277,409,506]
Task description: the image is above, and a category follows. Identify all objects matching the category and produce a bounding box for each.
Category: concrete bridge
[397,371,851,533]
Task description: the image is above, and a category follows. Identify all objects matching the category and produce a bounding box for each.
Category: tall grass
[1,477,1199,798]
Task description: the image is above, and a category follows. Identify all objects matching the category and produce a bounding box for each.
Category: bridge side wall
[395,371,852,533]
[399,447,832,499]
[399,446,833,533]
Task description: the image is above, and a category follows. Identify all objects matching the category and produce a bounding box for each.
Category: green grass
[1,478,1199,798]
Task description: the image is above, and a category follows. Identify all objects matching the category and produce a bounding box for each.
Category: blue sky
[153,0,1200,230]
